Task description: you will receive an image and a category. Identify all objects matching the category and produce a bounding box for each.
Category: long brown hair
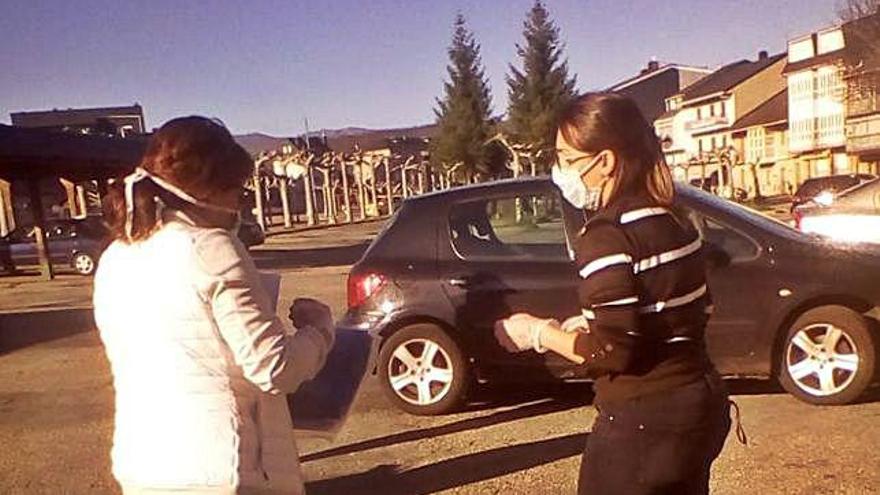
[557,92,674,206]
[103,116,252,242]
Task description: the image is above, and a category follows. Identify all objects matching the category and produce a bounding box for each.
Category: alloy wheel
[387,338,455,406]
[74,253,95,275]
[785,323,859,397]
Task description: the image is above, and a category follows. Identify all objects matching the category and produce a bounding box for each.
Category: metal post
[28,180,54,280]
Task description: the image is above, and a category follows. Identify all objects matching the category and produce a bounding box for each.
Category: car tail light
[347,272,387,309]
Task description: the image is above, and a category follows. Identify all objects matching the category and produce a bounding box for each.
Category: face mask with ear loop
[551,152,609,211]
[123,167,241,241]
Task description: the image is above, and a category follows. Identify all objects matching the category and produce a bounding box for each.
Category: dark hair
[558,92,674,206]
[103,116,252,242]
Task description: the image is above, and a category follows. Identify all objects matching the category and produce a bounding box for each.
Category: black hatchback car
[338,177,880,415]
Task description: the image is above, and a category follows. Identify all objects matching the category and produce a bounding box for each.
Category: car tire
[72,252,97,276]
[778,305,876,405]
[378,324,471,415]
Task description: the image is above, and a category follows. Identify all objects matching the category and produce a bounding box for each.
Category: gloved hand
[289,298,335,350]
[494,313,557,353]
[560,314,589,333]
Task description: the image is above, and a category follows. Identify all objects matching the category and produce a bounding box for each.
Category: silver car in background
[794,178,880,243]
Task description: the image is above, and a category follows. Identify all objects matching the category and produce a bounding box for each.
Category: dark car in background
[794,178,880,244]
[237,218,266,248]
[2,217,110,275]
[790,173,876,212]
[338,177,880,415]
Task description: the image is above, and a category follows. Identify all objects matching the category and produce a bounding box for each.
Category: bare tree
[382,157,394,215]
[314,154,337,225]
[350,151,369,220]
[252,153,273,230]
[334,153,353,223]
[287,151,318,226]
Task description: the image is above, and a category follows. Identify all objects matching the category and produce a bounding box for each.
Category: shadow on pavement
[302,389,589,463]
[305,432,587,495]
[251,242,370,271]
[725,378,785,396]
[0,307,95,355]
[463,381,594,412]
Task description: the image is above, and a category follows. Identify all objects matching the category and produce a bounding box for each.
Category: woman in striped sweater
[495,92,731,495]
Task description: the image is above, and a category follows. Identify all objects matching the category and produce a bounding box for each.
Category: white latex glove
[289,298,335,350]
[494,314,557,353]
[560,314,589,333]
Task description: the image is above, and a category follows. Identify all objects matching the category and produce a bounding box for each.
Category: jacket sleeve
[572,222,641,376]
[194,229,330,394]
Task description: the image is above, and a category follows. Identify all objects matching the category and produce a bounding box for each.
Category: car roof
[405,176,552,207]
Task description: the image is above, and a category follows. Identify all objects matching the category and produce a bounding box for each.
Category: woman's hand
[494,313,555,353]
[289,298,335,349]
[290,298,332,329]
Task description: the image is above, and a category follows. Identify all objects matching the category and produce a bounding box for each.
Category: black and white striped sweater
[572,194,715,404]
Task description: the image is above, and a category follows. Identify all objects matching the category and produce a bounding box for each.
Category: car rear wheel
[378,324,471,415]
[779,306,876,405]
[73,252,96,276]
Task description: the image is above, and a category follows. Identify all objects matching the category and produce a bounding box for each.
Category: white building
[784,26,850,177]
[655,52,787,185]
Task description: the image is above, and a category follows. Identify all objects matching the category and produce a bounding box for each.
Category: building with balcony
[729,90,794,197]
[844,13,880,172]
[608,60,712,122]
[655,51,787,187]
[784,15,880,180]
[847,68,880,170]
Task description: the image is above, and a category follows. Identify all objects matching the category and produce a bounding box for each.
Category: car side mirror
[705,241,731,269]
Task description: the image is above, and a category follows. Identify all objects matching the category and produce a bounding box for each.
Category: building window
[698,139,704,154]
[719,102,726,117]
[710,104,715,117]
[697,107,702,120]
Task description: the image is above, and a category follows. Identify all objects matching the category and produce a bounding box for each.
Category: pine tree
[431,14,494,184]
[506,0,577,172]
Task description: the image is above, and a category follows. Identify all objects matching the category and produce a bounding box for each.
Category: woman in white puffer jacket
[93,116,334,495]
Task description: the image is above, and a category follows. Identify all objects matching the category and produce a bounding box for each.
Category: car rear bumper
[289,324,379,436]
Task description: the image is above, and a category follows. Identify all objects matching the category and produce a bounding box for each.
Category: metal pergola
[0,124,146,279]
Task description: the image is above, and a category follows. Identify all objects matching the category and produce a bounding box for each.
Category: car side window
[694,216,759,262]
[449,192,569,261]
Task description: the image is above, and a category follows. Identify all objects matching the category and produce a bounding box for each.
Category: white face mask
[123,167,241,239]
[551,153,606,211]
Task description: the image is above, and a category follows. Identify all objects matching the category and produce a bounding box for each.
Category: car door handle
[448,277,471,287]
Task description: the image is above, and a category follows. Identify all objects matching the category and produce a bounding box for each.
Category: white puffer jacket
[93,210,330,494]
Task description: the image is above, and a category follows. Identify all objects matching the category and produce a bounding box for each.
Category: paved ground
[2,219,879,494]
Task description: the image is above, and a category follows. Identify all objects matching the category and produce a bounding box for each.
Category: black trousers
[578,373,731,495]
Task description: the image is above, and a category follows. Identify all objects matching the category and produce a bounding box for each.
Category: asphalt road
[1,221,879,494]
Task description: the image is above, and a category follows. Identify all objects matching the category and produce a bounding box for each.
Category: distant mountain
[234,123,436,155]
[233,133,289,155]
[318,127,373,138]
